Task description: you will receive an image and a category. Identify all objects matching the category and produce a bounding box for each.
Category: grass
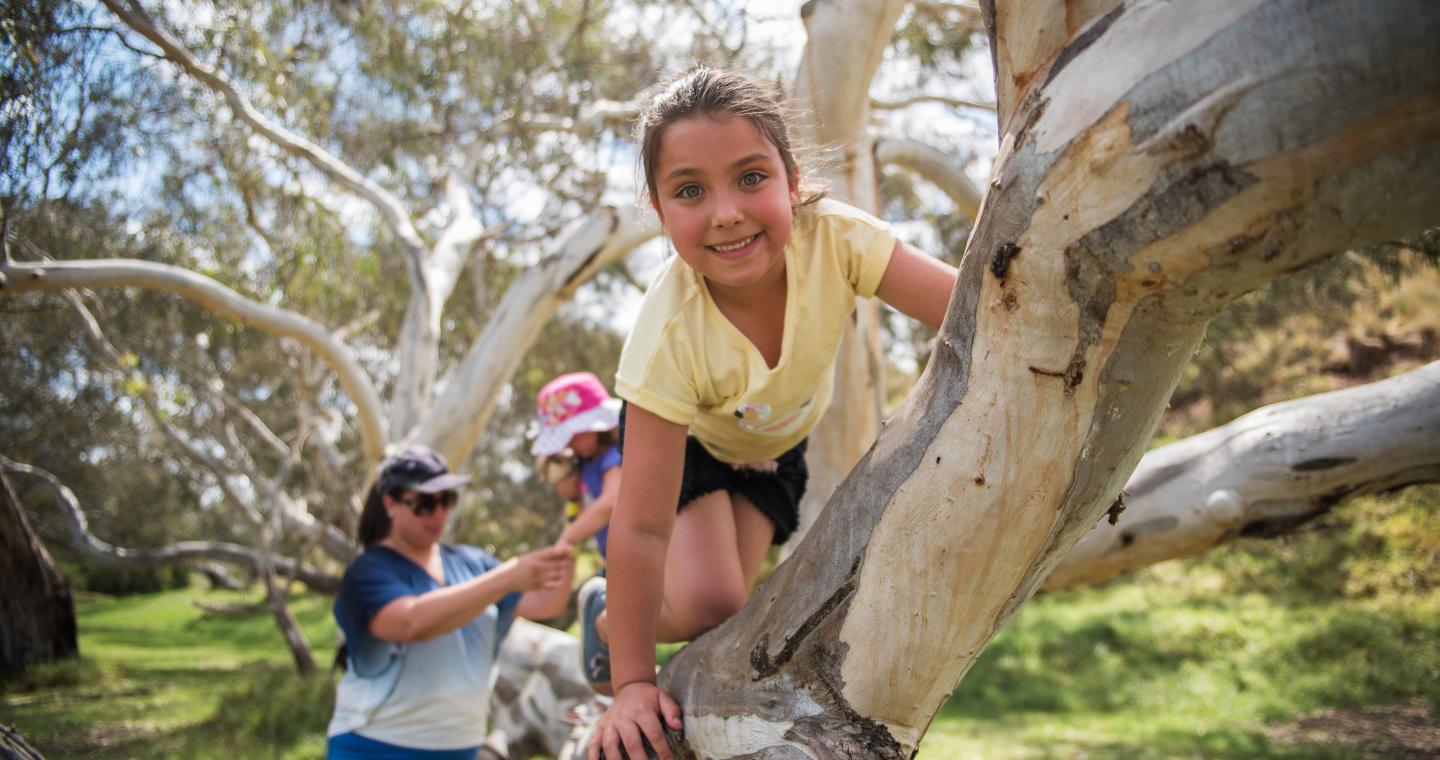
[1,585,339,759]
[5,504,1437,760]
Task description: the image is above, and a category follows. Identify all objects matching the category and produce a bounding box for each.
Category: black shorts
[618,403,808,545]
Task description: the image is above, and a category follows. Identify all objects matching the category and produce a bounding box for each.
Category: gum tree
[570,0,1440,756]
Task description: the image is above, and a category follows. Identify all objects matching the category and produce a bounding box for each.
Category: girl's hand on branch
[590,680,682,760]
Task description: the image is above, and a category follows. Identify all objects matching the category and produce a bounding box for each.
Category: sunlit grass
[4,492,1437,758]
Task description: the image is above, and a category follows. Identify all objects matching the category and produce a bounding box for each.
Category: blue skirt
[327,732,480,760]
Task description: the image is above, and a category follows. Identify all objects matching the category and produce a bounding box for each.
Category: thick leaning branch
[0,456,341,593]
[1045,361,1440,590]
[652,2,1440,757]
[416,206,658,465]
[0,258,387,468]
[874,136,983,219]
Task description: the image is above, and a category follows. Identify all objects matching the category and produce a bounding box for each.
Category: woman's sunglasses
[396,490,458,516]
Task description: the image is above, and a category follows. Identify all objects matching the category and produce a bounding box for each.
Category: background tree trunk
[0,471,77,677]
[792,0,908,534]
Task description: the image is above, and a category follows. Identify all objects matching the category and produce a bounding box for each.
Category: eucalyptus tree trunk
[0,471,77,677]
[1045,360,1440,591]
[792,0,908,529]
[582,2,1440,756]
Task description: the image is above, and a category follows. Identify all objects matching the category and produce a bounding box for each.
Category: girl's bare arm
[874,239,958,330]
[605,405,688,691]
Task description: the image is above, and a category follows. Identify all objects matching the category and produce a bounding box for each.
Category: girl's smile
[651,115,799,301]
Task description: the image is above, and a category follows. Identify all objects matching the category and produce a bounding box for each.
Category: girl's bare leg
[597,490,777,644]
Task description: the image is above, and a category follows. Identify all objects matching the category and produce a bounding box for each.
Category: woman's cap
[379,444,470,493]
[530,372,622,458]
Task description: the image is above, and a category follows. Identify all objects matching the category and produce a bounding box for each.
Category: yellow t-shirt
[616,198,897,464]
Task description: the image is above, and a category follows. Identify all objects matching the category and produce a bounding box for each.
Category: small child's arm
[874,239,959,330]
[559,466,620,547]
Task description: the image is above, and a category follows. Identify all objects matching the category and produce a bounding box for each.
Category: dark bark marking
[1002,290,1020,311]
[990,242,1021,281]
[1292,456,1359,472]
[974,475,985,486]
[1044,4,1127,89]
[1119,531,1134,547]
[1106,491,1127,525]
[783,670,905,759]
[750,558,860,680]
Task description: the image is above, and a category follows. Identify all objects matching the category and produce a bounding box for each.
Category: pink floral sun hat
[529,372,622,457]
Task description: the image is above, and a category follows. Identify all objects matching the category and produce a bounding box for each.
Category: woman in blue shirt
[327,445,574,759]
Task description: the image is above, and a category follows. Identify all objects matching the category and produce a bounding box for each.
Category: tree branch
[1045,361,1440,590]
[874,136,983,219]
[0,257,387,468]
[98,0,429,267]
[870,94,995,113]
[416,206,659,465]
[0,455,341,593]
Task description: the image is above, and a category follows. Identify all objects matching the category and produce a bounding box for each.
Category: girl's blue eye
[740,171,766,187]
[676,184,703,200]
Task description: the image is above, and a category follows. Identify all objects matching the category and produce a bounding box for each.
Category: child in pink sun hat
[532,372,624,695]
[532,372,623,563]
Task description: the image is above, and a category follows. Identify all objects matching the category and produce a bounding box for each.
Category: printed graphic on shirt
[733,398,812,436]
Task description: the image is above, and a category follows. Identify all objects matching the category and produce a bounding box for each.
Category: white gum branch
[0,455,341,593]
[417,206,659,465]
[1045,361,1440,590]
[874,136,983,219]
[0,258,387,468]
[871,94,996,113]
[912,1,982,19]
[99,0,429,266]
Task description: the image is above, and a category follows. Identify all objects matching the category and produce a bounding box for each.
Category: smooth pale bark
[0,471,77,677]
[97,0,488,438]
[0,258,386,468]
[1046,361,1440,591]
[792,0,907,527]
[0,456,341,593]
[491,619,594,759]
[416,206,658,466]
[874,137,984,219]
[629,2,1440,757]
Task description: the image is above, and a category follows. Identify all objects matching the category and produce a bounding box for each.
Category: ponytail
[357,482,393,547]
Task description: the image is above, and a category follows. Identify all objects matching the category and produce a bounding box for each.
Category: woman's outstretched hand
[589,680,683,760]
[506,542,573,593]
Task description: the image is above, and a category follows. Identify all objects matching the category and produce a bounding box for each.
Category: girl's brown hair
[636,66,825,209]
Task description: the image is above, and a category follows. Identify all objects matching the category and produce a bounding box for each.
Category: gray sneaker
[577,577,611,693]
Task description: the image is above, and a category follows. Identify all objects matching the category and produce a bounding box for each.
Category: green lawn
[4,509,1437,759]
[1,587,338,759]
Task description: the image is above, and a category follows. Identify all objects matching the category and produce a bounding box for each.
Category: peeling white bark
[1046,361,1440,590]
[0,258,386,468]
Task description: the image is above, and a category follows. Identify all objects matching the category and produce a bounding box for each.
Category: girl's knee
[689,583,747,631]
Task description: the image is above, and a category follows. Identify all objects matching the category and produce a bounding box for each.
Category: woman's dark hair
[357,481,404,547]
[636,66,825,210]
